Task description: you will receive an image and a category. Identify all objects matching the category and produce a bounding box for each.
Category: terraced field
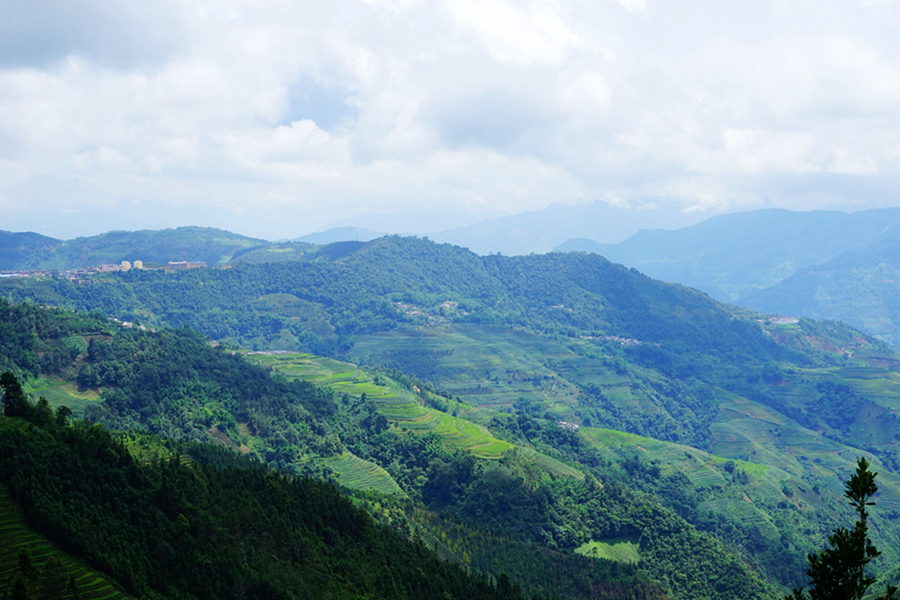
[249,351,515,460]
[318,452,406,497]
[697,497,781,541]
[347,325,582,410]
[838,368,900,411]
[708,393,900,511]
[579,426,772,489]
[0,486,131,600]
[519,448,584,479]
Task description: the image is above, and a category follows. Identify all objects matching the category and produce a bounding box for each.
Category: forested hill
[553,207,900,303]
[4,234,840,361]
[552,208,900,348]
[742,233,900,348]
[5,236,900,597]
[0,398,533,600]
[0,227,267,270]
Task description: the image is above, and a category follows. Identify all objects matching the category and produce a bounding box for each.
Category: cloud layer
[0,0,897,239]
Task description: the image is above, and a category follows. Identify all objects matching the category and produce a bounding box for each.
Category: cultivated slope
[4,237,900,595]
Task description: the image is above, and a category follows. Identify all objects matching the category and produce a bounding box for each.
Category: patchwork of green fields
[839,368,900,410]
[708,394,900,511]
[576,425,822,512]
[347,325,584,411]
[249,352,515,461]
[698,497,781,541]
[519,448,584,479]
[579,426,767,487]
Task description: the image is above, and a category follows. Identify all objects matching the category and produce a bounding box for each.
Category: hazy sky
[1,0,897,240]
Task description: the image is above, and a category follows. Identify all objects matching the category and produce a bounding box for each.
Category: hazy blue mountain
[742,232,900,347]
[291,226,385,244]
[0,230,64,270]
[429,200,704,255]
[554,207,900,302]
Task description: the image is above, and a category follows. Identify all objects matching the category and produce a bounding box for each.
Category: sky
[0,0,898,241]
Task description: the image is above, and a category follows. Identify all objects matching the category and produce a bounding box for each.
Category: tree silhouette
[787,457,898,600]
[1,371,31,419]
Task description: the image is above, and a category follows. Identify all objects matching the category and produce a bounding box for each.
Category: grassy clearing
[317,452,406,497]
[0,485,131,600]
[22,376,103,417]
[574,537,641,564]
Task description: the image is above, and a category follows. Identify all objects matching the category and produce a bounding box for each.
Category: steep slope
[0,484,132,600]
[0,410,532,600]
[0,302,703,599]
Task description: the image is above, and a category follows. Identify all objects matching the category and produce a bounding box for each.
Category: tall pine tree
[787,457,898,600]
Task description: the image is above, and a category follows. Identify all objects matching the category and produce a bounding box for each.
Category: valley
[2,232,900,599]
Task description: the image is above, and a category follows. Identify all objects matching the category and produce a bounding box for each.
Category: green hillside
[4,236,900,597]
[554,208,900,348]
[1,226,268,271]
[0,485,132,600]
[0,231,63,271]
[0,300,781,599]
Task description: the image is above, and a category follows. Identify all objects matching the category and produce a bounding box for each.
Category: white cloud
[0,0,897,239]
[440,0,578,67]
[612,0,648,14]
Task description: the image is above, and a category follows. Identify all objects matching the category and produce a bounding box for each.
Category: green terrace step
[0,485,132,600]
[318,451,406,497]
[249,351,516,460]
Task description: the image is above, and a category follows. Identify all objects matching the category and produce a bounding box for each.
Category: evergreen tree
[1,371,30,419]
[787,457,898,600]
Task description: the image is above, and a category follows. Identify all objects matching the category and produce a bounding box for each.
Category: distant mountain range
[428,200,704,255]
[290,226,385,245]
[741,233,900,347]
[554,207,900,346]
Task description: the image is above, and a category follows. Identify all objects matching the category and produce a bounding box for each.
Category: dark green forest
[0,385,536,600]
